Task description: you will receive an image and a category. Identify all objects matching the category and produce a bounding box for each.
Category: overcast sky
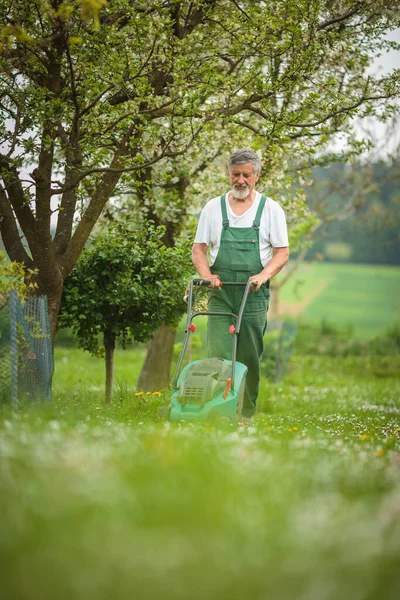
[370,27,400,75]
[354,27,400,158]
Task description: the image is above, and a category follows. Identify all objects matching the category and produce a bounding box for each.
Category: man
[192,149,289,419]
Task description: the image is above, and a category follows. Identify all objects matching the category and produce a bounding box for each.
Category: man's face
[228,162,259,200]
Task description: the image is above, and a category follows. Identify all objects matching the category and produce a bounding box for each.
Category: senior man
[192,149,289,419]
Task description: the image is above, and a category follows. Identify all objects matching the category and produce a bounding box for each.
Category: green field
[278,262,400,338]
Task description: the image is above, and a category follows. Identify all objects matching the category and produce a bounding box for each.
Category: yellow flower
[146,392,151,395]
[135,392,144,396]
[360,434,368,441]
[152,391,162,397]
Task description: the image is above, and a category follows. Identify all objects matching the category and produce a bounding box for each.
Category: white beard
[231,185,250,200]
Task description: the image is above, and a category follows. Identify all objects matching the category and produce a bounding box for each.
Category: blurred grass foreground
[1,318,400,599]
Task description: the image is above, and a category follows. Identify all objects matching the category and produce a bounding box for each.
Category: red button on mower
[229,325,236,334]
[189,324,196,332]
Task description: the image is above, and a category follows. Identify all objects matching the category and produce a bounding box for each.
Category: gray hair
[227,149,261,175]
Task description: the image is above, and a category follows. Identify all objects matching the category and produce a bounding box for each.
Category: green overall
[208,194,270,417]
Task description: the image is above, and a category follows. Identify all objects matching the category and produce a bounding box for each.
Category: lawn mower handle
[172,279,256,390]
[190,279,256,335]
[193,279,257,288]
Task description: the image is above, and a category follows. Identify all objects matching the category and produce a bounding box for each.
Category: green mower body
[170,358,247,422]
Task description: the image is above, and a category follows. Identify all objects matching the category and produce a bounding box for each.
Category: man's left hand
[248,273,269,292]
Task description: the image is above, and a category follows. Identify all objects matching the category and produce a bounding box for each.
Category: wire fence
[0,292,53,404]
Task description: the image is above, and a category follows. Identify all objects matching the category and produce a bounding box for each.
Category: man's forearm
[192,243,212,277]
[261,247,289,280]
[248,247,289,291]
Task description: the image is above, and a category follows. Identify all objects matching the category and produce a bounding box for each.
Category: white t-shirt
[194,191,289,267]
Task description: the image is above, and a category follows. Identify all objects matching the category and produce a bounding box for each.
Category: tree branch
[288,93,392,129]
[50,116,214,195]
[0,185,33,267]
[80,84,116,117]
[6,97,23,158]
[317,3,363,30]
[59,124,138,275]
[53,120,82,255]
[0,156,37,253]
[32,123,56,240]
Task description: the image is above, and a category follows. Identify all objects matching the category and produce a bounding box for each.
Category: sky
[370,27,400,75]
[353,27,400,158]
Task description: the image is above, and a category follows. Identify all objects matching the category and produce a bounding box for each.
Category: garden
[1,2,400,598]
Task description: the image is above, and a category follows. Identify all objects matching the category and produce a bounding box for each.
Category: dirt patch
[280,279,330,317]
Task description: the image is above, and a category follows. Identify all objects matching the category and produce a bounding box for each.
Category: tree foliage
[0,252,37,310]
[1,0,399,340]
[306,158,400,264]
[58,221,192,354]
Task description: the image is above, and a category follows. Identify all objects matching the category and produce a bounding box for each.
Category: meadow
[0,263,399,599]
[278,262,400,338]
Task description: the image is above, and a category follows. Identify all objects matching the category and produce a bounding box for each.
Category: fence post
[9,291,18,405]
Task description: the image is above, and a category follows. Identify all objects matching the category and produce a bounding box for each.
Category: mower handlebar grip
[196,278,211,286]
[192,279,256,287]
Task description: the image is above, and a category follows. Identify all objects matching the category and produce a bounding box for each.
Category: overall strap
[253,195,267,229]
[220,194,229,229]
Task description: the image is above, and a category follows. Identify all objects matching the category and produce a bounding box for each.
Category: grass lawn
[54,346,147,394]
[1,344,400,599]
[278,262,400,338]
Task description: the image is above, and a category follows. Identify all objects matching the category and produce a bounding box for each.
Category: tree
[58,220,192,402]
[306,158,400,265]
[1,0,399,345]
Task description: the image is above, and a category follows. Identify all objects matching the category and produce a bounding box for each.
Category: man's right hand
[201,274,221,288]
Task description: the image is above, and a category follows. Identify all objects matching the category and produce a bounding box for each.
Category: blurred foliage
[0,251,37,309]
[306,159,400,264]
[295,320,400,360]
[58,220,193,356]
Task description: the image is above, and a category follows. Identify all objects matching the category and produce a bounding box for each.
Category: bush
[295,321,400,357]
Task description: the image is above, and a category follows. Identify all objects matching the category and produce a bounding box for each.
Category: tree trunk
[35,265,64,345]
[268,284,281,323]
[137,324,177,392]
[104,330,116,404]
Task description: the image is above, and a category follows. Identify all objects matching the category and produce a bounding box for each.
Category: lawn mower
[169,279,255,422]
